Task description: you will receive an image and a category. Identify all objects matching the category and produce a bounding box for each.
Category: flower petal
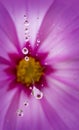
[43,76,79,129]
[1,0,54,45]
[0,56,11,65]
[15,91,52,130]
[2,89,20,130]
[49,57,79,89]
[41,97,69,130]
[0,89,18,130]
[0,2,21,61]
[37,0,79,61]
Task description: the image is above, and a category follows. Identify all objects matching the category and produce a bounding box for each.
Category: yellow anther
[16,57,43,86]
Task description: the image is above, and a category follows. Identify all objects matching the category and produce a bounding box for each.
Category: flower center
[16,57,44,86]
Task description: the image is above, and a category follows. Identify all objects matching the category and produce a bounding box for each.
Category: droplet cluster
[24,15,30,42]
[16,15,44,118]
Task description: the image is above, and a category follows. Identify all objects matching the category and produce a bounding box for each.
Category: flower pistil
[16,57,44,87]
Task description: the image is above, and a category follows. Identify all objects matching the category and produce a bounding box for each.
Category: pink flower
[0,0,79,130]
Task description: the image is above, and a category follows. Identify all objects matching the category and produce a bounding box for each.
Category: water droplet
[22,47,28,55]
[25,36,28,39]
[25,37,29,42]
[37,39,40,43]
[17,109,24,117]
[24,15,26,17]
[24,20,29,26]
[32,86,43,100]
[24,14,27,18]
[25,56,29,61]
[25,28,29,33]
[25,28,28,31]
[23,101,29,107]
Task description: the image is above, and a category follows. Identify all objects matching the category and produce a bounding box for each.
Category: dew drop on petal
[24,15,26,17]
[25,28,29,33]
[32,86,43,99]
[23,101,29,107]
[25,28,28,31]
[37,39,40,43]
[24,20,29,26]
[17,109,24,117]
[22,47,28,55]
[24,56,29,61]
[25,37,29,42]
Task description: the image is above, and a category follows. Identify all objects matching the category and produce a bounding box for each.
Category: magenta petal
[39,0,79,43]
[0,89,18,130]
[1,0,54,45]
[0,56,11,65]
[15,92,52,130]
[43,76,79,129]
[3,90,20,130]
[0,2,20,53]
[37,0,79,61]
[0,0,79,130]
[41,98,69,130]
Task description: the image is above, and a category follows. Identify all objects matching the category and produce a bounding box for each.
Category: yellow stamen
[16,57,43,86]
